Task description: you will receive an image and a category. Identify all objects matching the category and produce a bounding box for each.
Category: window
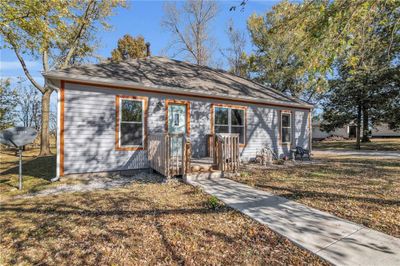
[281,112,291,144]
[214,106,246,144]
[117,96,146,149]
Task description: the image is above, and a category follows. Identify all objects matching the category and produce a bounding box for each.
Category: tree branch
[62,0,96,68]
[42,49,49,72]
[1,29,45,93]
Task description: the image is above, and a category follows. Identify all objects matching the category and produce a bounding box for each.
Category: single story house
[44,56,313,178]
[312,122,400,140]
[312,122,352,140]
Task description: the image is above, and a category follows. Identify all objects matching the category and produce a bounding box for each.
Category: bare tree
[162,0,218,66]
[221,19,248,77]
[0,78,18,130]
[16,85,42,131]
[49,99,58,141]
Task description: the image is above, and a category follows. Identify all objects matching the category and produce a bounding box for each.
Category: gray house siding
[62,82,310,174]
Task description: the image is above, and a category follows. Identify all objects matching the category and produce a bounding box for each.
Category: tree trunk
[39,88,53,156]
[361,104,370,142]
[356,104,361,150]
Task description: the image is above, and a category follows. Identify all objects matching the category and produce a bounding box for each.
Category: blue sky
[0,0,278,86]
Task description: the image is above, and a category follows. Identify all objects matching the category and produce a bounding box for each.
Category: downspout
[47,80,61,182]
[309,109,313,153]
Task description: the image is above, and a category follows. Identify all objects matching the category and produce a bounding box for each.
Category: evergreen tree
[110,35,148,61]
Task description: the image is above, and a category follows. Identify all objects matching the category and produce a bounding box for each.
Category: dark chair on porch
[294,146,311,161]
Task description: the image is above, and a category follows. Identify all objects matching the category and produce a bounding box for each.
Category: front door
[168,104,187,156]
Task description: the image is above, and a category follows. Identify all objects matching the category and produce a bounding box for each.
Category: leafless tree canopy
[221,19,248,77]
[17,85,42,131]
[162,0,218,66]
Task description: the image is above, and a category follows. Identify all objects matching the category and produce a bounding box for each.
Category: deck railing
[149,133,239,178]
[213,133,240,172]
[148,133,191,178]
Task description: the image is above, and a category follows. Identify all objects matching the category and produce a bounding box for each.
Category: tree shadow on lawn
[322,157,400,168]
[0,155,56,191]
[1,155,56,181]
[255,184,400,206]
[0,194,232,265]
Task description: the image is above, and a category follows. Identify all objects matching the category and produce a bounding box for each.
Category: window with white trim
[119,98,144,147]
[214,106,245,144]
[281,112,291,144]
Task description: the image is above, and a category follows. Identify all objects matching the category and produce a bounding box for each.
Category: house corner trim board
[59,80,65,177]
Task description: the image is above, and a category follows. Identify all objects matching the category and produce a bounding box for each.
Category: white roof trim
[43,72,313,109]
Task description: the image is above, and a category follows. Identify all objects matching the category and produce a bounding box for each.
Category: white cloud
[0,60,40,71]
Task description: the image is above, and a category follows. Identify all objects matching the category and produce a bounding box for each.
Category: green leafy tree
[0,79,18,130]
[248,0,399,148]
[317,0,400,147]
[247,1,328,100]
[0,0,126,155]
[110,35,148,61]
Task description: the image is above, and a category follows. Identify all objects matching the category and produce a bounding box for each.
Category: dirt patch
[16,172,165,199]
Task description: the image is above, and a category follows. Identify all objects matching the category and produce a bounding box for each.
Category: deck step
[183,171,222,183]
[190,163,217,172]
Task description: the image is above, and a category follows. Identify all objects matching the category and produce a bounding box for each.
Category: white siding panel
[294,110,310,149]
[242,106,279,160]
[190,101,211,157]
[62,82,310,174]
[63,83,149,174]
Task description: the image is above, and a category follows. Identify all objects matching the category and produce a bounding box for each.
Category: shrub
[208,195,220,210]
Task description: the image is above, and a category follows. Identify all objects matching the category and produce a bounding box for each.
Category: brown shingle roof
[44,56,311,107]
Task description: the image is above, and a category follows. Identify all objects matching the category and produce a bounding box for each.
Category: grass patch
[0,147,83,200]
[313,138,400,151]
[232,155,400,237]
[0,181,326,265]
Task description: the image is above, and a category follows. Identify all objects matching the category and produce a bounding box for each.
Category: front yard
[2,147,399,264]
[0,149,326,265]
[232,154,400,238]
[313,138,400,151]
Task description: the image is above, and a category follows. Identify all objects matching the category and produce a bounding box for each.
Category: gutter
[43,73,314,110]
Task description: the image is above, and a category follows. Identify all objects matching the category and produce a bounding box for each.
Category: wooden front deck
[148,133,240,180]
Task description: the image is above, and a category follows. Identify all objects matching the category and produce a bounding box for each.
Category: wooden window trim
[165,99,191,135]
[279,110,292,145]
[115,95,148,151]
[211,103,247,147]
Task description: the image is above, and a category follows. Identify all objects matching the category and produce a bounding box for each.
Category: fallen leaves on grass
[0,181,327,265]
[233,156,400,237]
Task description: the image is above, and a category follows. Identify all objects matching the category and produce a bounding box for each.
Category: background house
[312,121,400,140]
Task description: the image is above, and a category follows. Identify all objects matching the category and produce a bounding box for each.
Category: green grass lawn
[0,147,57,199]
[232,154,400,238]
[313,138,400,151]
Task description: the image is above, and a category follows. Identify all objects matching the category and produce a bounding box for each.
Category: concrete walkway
[313,149,400,159]
[188,178,400,266]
